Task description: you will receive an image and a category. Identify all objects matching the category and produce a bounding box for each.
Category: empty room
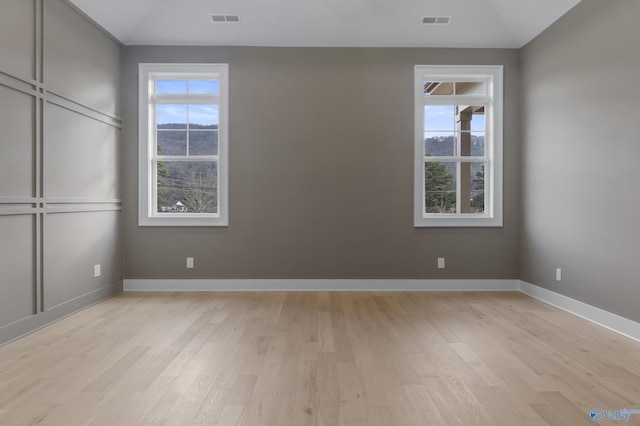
[1,0,639,424]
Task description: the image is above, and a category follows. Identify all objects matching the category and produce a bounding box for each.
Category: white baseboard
[519,281,640,343]
[124,279,519,292]
[122,278,640,343]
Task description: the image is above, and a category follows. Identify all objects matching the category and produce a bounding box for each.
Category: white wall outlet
[93,264,101,278]
[186,257,194,269]
[556,268,562,282]
[438,257,445,269]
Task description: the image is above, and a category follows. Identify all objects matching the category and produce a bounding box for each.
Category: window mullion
[152,94,218,103]
[484,158,491,215]
[423,95,491,106]
[156,155,218,161]
[456,161,461,214]
[424,156,485,162]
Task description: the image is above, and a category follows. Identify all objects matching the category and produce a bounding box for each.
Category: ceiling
[67,0,582,48]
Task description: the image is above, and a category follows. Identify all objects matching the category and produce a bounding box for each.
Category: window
[139,63,228,226]
[414,65,503,227]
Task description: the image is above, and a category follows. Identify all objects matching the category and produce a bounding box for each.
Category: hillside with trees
[424,135,485,213]
[156,124,219,214]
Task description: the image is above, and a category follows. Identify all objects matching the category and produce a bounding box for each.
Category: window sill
[139,215,228,227]
[414,215,503,228]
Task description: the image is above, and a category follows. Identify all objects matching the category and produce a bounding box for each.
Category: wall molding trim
[124,278,640,343]
[0,0,123,348]
[0,282,121,347]
[518,281,640,343]
[124,279,519,292]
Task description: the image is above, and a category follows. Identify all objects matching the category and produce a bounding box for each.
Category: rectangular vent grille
[211,14,240,23]
[422,16,451,25]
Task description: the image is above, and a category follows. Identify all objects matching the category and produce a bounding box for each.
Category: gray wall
[520,0,640,321]
[0,0,122,345]
[123,47,520,279]
[3,0,635,343]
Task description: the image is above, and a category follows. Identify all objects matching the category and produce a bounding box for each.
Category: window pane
[468,163,485,214]
[415,66,501,227]
[424,105,455,132]
[157,80,187,94]
[425,161,456,214]
[157,161,218,214]
[189,131,218,155]
[189,104,218,127]
[470,108,485,132]
[188,80,219,94]
[424,81,453,96]
[425,133,456,157]
[471,133,485,156]
[157,104,187,129]
[459,131,472,157]
[456,105,485,131]
[454,82,486,95]
[157,131,187,156]
[457,105,485,157]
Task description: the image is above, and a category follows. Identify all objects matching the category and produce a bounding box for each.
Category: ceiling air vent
[422,16,451,25]
[211,14,240,23]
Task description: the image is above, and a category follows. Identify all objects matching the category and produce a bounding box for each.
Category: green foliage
[425,162,456,213]
[471,165,484,211]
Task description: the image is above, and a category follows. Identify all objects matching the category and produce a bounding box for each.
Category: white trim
[124,279,519,292]
[519,281,640,343]
[414,65,503,228]
[138,63,229,227]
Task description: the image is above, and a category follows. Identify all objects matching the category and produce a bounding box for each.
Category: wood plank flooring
[1,291,639,425]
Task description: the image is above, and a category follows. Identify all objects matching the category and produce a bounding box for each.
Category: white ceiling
[67,0,582,48]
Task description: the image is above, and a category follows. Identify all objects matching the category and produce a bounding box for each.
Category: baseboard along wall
[123,279,519,292]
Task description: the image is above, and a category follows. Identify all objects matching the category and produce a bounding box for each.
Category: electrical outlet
[556,268,562,282]
[186,257,194,269]
[438,258,445,269]
[93,264,101,278]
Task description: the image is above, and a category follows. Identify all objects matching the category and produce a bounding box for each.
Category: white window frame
[414,65,503,227]
[138,63,229,227]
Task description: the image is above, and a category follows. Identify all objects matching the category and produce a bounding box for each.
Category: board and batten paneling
[43,0,122,117]
[0,0,122,346]
[0,216,35,328]
[0,0,35,81]
[0,85,34,198]
[44,104,120,200]
[44,211,122,310]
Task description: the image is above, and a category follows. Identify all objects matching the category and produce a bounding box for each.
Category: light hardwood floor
[1,291,639,425]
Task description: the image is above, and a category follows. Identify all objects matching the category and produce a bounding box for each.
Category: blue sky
[424,105,484,136]
[157,104,219,126]
[157,80,219,94]
[156,80,220,125]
